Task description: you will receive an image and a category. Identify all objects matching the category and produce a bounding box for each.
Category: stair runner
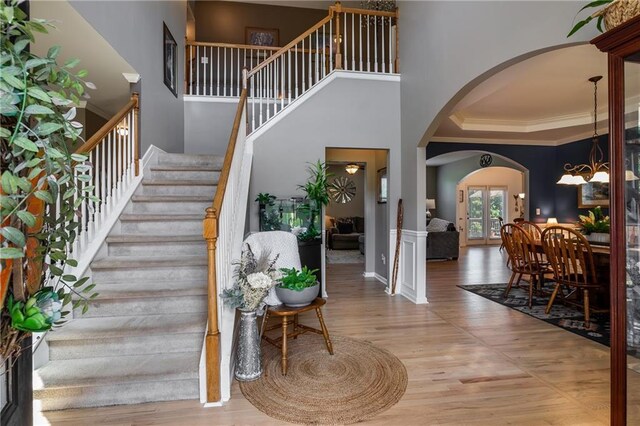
[34,153,222,410]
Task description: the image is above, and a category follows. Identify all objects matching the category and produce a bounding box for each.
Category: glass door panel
[489,188,506,240]
[626,58,640,424]
[467,187,485,241]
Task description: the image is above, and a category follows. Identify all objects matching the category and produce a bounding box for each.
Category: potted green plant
[568,0,640,37]
[275,266,319,307]
[296,161,331,284]
[1,3,98,421]
[578,206,610,243]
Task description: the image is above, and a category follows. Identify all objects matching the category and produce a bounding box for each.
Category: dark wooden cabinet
[593,14,640,426]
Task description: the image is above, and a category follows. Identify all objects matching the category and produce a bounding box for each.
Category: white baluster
[209,46,213,96]
[351,13,355,70]
[329,19,333,72]
[295,44,299,98]
[100,138,106,223]
[389,17,393,73]
[308,35,312,88]
[217,46,220,96]
[288,50,292,103]
[381,16,386,73]
[237,47,241,96]
[106,132,112,213]
[315,29,319,83]
[359,15,363,71]
[259,70,263,127]
[94,144,100,228]
[189,45,193,95]
[301,39,305,93]
[196,45,200,95]
[374,15,378,73]
[343,12,347,70]
[251,76,256,132]
[280,56,285,110]
[367,16,370,72]
[223,47,227,96]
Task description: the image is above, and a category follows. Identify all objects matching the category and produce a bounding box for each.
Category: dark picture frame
[578,181,610,208]
[245,27,279,47]
[163,22,178,97]
[377,168,388,204]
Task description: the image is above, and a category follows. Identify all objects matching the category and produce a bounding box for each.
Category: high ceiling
[432,44,635,146]
[31,1,136,117]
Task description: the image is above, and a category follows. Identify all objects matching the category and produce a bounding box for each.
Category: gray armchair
[426,221,459,260]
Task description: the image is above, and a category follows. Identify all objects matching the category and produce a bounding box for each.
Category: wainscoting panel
[388,229,428,304]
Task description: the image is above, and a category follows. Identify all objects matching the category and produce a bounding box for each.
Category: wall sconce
[513,193,525,219]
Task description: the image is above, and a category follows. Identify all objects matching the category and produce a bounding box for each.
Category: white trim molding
[388,229,428,304]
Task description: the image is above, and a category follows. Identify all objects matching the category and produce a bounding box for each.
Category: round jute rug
[239,334,407,425]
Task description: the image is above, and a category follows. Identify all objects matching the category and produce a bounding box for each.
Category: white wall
[70,0,187,154]
[184,99,237,155]
[456,167,524,246]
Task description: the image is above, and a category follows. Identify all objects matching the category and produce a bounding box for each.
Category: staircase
[34,153,223,411]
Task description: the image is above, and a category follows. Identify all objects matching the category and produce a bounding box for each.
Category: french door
[466,186,506,245]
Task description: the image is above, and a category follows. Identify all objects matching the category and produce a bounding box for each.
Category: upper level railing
[186,42,278,97]
[68,94,140,259]
[246,2,398,133]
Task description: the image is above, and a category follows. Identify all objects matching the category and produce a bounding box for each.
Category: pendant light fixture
[557,76,609,185]
[345,163,359,175]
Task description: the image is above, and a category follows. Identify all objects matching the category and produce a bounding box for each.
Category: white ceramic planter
[587,232,610,244]
[275,283,319,307]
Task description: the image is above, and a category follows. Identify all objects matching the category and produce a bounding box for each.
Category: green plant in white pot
[275,266,319,307]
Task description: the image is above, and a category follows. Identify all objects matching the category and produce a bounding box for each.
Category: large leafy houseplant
[1,0,98,364]
[296,161,331,241]
[568,0,613,37]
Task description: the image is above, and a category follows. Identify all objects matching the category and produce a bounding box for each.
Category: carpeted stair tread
[131,195,212,202]
[150,165,222,172]
[119,214,203,221]
[91,255,207,269]
[142,179,217,186]
[46,313,206,341]
[91,284,206,300]
[34,352,200,390]
[107,234,203,243]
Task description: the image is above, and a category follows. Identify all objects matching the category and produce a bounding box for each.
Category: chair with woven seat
[501,223,549,308]
[541,225,606,323]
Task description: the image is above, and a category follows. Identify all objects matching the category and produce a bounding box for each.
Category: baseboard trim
[374,273,387,285]
[363,272,375,278]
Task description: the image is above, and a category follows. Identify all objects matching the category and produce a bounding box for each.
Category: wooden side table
[261,298,334,375]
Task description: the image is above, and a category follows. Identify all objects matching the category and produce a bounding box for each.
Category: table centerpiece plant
[1,0,99,369]
[578,205,610,243]
[275,266,319,308]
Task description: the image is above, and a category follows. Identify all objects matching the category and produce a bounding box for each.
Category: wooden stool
[261,298,334,375]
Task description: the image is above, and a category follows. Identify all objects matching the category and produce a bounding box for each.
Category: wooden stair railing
[64,93,140,259]
[246,2,399,133]
[202,71,249,403]
[186,42,279,96]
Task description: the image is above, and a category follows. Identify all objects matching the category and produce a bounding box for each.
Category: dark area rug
[458,283,610,347]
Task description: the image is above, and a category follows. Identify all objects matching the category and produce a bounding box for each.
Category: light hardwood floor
[37,246,622,425]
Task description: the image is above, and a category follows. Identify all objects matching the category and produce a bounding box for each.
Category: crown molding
[122,73,140,84]
[85,103,111,120]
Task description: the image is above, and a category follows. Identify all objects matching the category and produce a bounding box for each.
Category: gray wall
[184,100,237,155]
[426,166,437,216]
[326,165,365,219]
[399,1,597,231]
[435,155,527,224]
[249,76,400,279]
[70,0,187,154]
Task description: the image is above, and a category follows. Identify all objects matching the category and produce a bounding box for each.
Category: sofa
[326,216,365,252]
[426,217,459,260]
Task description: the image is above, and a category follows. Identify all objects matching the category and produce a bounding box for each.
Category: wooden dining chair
[518,221,543,241]
[541,225,604,323]
[500,224,549,308]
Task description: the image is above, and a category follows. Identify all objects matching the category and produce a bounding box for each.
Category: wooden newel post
[335,2,342,70]
[203,207,221,402]
[132,92,140,176]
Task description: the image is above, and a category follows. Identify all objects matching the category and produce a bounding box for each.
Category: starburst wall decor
[329,177,357,204]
